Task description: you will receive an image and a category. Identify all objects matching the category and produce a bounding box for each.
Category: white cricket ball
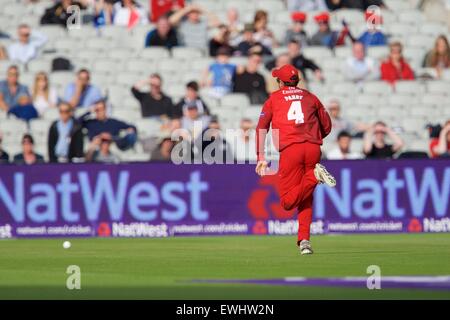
[63,241,71,249]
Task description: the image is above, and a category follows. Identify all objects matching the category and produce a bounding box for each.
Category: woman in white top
[32,71,58,116]
[113,0,149,27]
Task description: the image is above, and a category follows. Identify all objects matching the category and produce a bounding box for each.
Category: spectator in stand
[181,104,211,141]
[286,40,323,83]
[263,40,318,85]
[252,10,277,50]
[7,24,47,65]
[310,12,335,47]
[79,99,137,151]
[94,0,115,27]
[64,69,102,109]
[0,66,36,121]
[85,132,120,163]
[287,0,328,11]
[48,102,84,163]
[285,12,309,48]
[266,53,296,93]
[113,0,149,27]
[0,65,31,112]
[0,131,9,164]
[150,134,175,161]
[327,98,368,140]
[225,7,243,46]
[326,0,385,11]
[201,47,236,98]
[169,4,221,52]
[32,72,58,116]
[209,25,234,57]
[232,118,257,162]
[363,121,404,159]
[132,74,176,119]
[429,120,450,158]
[310,12,350,48]
[13,134,45,165]
[236,23,272,57]
[327,131,362,160]
[151,0,184,22]
[145,15,178,49]
[174,81,210,119]
[358,11,387,47]
[41,0,86,26]
[343,41,379,84]
[327,98,353,141]
[197,116,233,163]
[234,53,268,105]
[380,41,415,85]
[423,35,450,79]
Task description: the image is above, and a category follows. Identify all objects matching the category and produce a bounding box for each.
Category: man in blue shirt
[79,99,137,151]
[0,65,38,121]
[64,69,102,108]
[0,65,31,112]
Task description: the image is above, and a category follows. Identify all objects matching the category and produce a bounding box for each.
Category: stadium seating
[0,0,448,162]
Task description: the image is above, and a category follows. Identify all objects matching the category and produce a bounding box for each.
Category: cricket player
[255,64,336,255]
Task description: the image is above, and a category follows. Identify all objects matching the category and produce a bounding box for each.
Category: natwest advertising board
[0,160,448,238]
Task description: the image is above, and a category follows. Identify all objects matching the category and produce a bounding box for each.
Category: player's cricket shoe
[314,163,336,187]
[299,240,313,255]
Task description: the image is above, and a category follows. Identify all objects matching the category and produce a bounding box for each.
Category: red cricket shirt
[256,86,332,161]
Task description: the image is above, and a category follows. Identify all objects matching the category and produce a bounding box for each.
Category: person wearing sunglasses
[7,24,47,64]
[48,102,84,163]
[132,73,175,119]
[363,121,404,159]
[13,134,45,165]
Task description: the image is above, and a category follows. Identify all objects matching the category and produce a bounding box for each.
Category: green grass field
[1,233,450,300]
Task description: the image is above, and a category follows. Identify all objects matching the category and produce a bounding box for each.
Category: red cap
[314,12,329,23]
[365,11,383,24]
[291,11,307,23]
[272,64,299,83]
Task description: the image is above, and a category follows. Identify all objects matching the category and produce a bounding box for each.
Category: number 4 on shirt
[287,101,304,124]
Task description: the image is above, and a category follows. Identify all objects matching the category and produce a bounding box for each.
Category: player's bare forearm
[318,107,332,138]
[255,124,270,161]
